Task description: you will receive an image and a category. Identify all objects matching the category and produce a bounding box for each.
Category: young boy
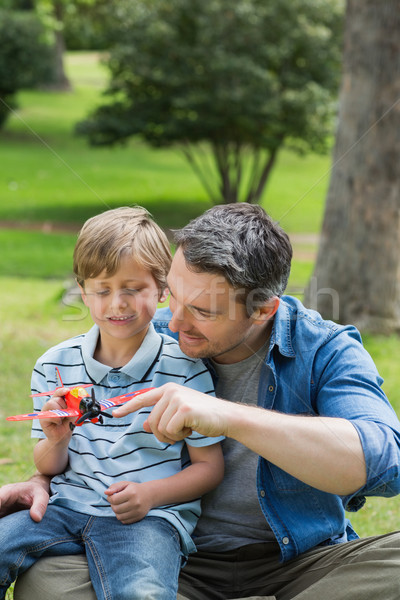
[0,207,224,600]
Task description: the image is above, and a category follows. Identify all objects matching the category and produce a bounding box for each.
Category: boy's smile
[80,254,167,365]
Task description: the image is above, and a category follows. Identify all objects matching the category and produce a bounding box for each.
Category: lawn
[0,51,399,551]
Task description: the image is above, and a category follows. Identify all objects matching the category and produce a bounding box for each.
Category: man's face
[167,248,272,364]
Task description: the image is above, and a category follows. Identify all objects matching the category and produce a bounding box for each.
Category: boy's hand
[39,387,75,443]
[105,481,153,524]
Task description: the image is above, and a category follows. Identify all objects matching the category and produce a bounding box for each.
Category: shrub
[0,10,54,128]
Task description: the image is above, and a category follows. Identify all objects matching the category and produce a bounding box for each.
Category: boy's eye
[95,290,109,296]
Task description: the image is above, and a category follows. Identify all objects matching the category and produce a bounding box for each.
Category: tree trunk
[51,0,71,90]
[304,0,400,333]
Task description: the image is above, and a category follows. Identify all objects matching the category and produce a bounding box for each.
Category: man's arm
[0,473,50,522]
[113,383,366,496]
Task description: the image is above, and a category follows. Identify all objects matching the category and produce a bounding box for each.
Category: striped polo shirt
[31,323,222,555]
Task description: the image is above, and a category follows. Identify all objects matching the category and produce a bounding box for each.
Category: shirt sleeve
[313,325,400,508]
[30,358,51,440]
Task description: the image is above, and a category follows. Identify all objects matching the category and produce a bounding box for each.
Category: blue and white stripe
[31,323,222,554]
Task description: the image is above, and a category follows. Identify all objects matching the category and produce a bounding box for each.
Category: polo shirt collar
[81,323,162,384]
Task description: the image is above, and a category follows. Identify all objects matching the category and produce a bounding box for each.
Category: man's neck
[213,320,273,365]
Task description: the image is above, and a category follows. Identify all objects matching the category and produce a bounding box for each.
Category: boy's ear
[159,287,170,303]
[251,297,280,324]
[77,281,89,307]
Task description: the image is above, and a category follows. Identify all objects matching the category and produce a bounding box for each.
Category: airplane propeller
[72,389,114,429]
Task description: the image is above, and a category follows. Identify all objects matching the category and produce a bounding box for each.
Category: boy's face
[80,254,167,348]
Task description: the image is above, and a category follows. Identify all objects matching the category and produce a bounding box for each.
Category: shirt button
[268,385,274,392]
[282,537,290,545]
[260,490,266,498]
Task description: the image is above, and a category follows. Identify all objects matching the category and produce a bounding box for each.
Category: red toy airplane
[7,368,153,430]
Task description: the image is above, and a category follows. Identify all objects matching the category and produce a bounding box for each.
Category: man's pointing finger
[112,387,161,418]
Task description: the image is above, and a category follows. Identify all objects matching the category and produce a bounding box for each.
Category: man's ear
[251,297,280,324]
[159,287,170,303]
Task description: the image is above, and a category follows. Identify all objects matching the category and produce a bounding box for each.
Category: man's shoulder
[277,296,363,353]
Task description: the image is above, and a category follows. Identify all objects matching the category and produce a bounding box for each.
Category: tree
[77,0,344,204]
[0,9,54,128]
[35,0,78,90]
[35,0,112,89]
[304,0,400,333]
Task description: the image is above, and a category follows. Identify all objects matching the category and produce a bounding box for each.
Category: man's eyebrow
[167,280,221,315]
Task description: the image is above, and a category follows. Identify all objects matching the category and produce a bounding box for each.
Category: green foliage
[34,0,113,51]
[63,0,117,50]
[77,0,344,203]
[0,9,54,127]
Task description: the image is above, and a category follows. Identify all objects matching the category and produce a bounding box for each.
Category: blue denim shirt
[153,296,400,561]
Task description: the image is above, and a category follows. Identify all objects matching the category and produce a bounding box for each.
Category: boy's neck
[94,327,149,368]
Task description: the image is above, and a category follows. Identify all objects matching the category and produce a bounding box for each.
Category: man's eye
[193,308,210,318]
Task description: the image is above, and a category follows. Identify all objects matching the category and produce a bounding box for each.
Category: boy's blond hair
[73,206,171,293]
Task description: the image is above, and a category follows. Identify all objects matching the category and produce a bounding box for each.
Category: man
[3,204,400,599]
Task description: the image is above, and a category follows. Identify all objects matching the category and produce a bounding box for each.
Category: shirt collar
[269,297,296,358]
[81,323,162,384]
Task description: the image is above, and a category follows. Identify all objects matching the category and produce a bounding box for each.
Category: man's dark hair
[174,203,292,313]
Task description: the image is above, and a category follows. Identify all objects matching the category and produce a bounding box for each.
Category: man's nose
[169,302,186,332]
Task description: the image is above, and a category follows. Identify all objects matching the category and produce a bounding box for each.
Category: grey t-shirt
[193,341,277,552]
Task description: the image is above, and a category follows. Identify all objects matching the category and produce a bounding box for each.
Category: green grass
[0,229,77,278]
[0,51,399,548]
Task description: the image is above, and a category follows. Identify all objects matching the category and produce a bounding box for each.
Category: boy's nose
[111,291,128,310]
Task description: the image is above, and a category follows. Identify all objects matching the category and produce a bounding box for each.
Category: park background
[1,4,400,589]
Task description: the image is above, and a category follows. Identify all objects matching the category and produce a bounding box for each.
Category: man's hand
[105,481,153,524]
[0,477,50,522]
[113,383,232,443]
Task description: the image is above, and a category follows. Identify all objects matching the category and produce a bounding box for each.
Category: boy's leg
[0,506,85,599]
[84,515,183,600]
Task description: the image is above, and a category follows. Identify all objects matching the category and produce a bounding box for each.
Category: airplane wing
[6,408,81,422]
[99,388,154,411]
[31,384,93,398]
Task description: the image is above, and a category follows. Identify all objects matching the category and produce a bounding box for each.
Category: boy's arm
[33,389,74,476]
[106,441,224,524]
